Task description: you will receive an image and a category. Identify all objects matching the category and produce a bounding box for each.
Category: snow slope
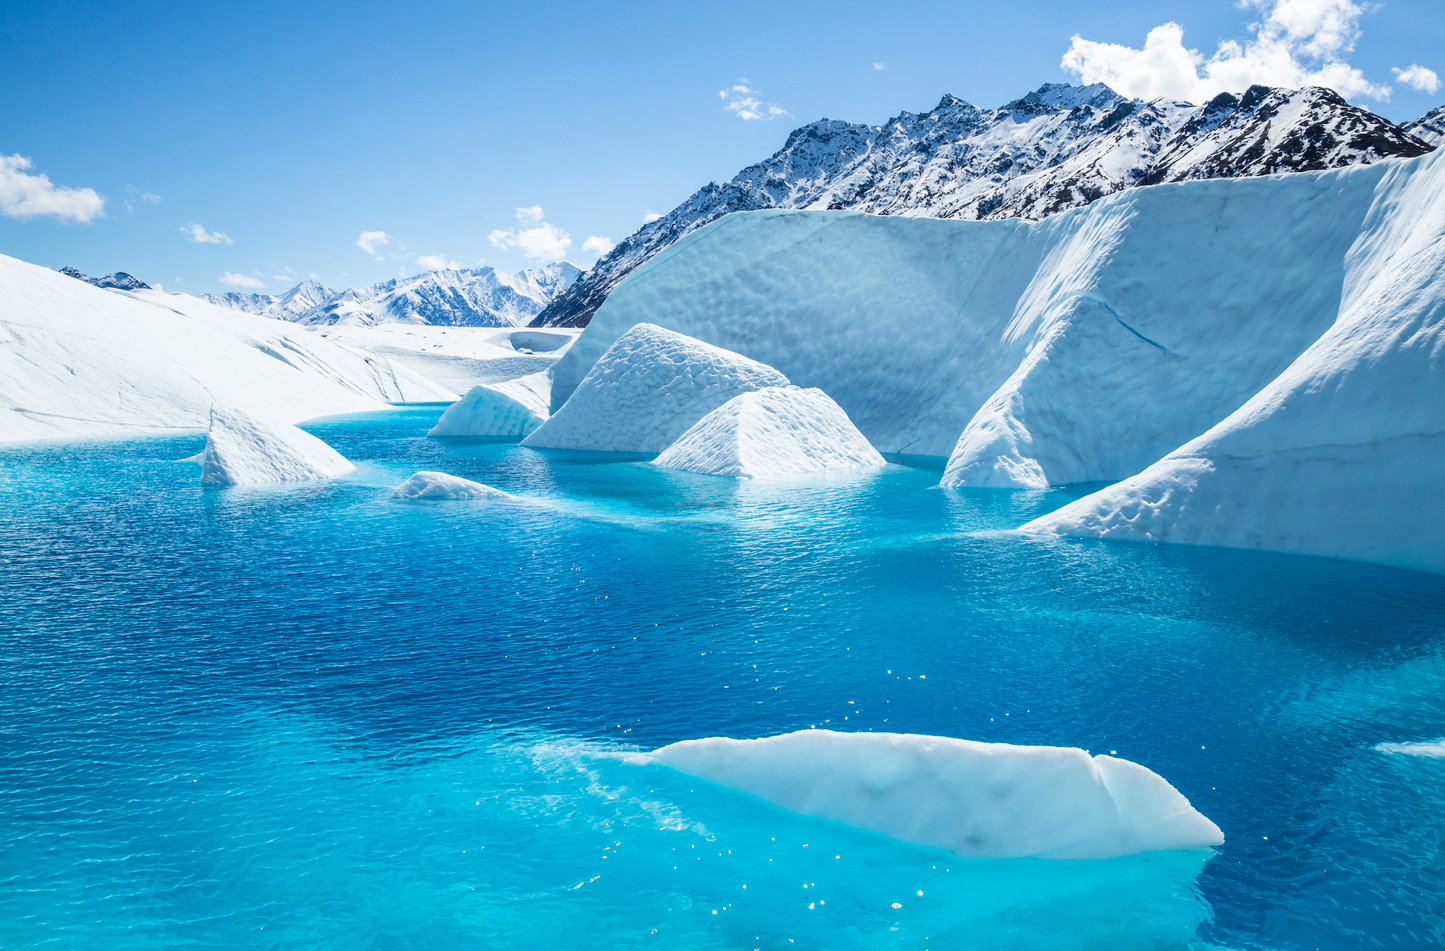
[653,386,884,478]
[428,372,551,438]
[652,730,1223,860]
[536,83,1431,328]
[200,406,354,484]
[0,254,452,443]
[559,161,1389,467]
[1020,148,1445,574]
[522,323,789,453]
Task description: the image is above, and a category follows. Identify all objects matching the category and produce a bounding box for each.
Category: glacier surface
[523,323,789,453]
[653,385,884,478]
[652,730,1223,860]
[390,471,509,501]
[200,406,354,485]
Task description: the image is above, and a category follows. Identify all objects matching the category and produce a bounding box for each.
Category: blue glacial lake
[2,404,1444,950]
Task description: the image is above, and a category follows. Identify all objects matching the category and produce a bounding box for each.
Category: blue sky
[1,0,1440,294]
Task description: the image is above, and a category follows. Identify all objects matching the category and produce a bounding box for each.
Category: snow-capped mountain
[1404,105,1445,146]
[201,279,334,322]
[533,82,1435,328]
[59,266,151,291]
[202,262,581,328]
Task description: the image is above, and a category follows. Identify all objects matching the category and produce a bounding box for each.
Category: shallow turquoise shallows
[3,406,1444,950]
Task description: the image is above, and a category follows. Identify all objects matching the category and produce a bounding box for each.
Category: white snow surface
[1022,148,1445,574]
[651,730,1223,860]
[0,255,454,443]
[390,471,509,500]
[653,386,884,478]
[200,406,354,485]
[428,371,551,438]
[523,323,789,453]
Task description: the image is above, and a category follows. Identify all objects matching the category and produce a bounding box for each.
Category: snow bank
[200,406,354,484]
[653,385,884,478]
[428,371,551,438]
[390,471,509,500]
[0,255,454,444]
[1022,149,1445,573]
[523,323,789,452]
[556,166,1386,473]
[652,730,1222,860]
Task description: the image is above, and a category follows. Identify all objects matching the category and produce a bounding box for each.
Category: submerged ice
[652,730,1223,860]
[390,471,509,500]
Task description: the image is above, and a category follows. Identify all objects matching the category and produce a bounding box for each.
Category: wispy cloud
[1393,64,1441,94]
[0,154,105,223]
[356,230,389,258]
[182,222,233,244]
[719,80,790,121]
[488,206,572,261]
[873,62,886,71]
[219,272,265,288]
[643,210,663,223]
[1061,0,1391,103]
[416,253,463,271]
[582,235,615,257]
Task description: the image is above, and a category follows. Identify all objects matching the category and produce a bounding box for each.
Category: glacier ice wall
[1022,148,1445,574]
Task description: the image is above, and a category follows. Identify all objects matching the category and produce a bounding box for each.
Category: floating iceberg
[523,323,789,452]
[390,471,510,500]
[653,730,1223,860]
[428,371,551,438]
[653,385,885,478]
[200,406,354,485]
[1022,149,1445,573]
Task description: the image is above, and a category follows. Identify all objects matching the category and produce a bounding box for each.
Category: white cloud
[1060,0,1391,104]
[719,80,790,121]
[874,62,886,71]
[583,235,615,256]
[1393,64,1441,94]
[489,216,572,261]
[0,154,105,223]
[515,205,544,223]
[643,210,663,223]
[181,222,233,244]
[416,253,463,270]
[356,230,390,257]
[219,272,265,288]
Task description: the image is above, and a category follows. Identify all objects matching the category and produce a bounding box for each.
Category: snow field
[200,406,354,485]
[523,323,790,452]
[653,385,884,478]
[390,471,510,501]
[652,730,1223,860]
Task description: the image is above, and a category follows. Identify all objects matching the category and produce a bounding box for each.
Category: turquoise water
[2,405,1444,949]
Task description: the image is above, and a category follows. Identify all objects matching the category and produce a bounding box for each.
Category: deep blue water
[2,405,1444,949]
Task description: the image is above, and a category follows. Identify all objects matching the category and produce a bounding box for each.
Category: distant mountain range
[201,262,582,327]
[532,82,1439,328]
[60,267,151,291]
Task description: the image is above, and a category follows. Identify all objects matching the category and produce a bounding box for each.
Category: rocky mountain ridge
[533,82,1438,328]
[60,267,151,291]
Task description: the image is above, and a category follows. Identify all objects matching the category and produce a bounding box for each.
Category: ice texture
[0,253,454,444]
[653,386,884,478]
[652,730,1223,860]
[390,471,509,500]
[428,372,551,438]
[1021,148,1445,574]
[523,323,789,453]
[200,406,354,485]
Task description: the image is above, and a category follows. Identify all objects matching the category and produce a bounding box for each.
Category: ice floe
[523,323,789,452]
[652,729,1223,860]
[428,371,551,438]
[200,406,354,485]
[390,471,510,500]
[653,385,884,478]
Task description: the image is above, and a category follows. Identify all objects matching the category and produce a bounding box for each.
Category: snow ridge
[1404,105,1445,146]
[533,83,1433,328]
